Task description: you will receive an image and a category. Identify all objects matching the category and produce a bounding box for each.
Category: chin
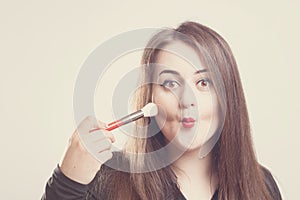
[173,139,202,153]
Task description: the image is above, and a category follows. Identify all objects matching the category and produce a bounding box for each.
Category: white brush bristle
[141,103,158,117]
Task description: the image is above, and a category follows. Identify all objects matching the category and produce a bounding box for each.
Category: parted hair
[93,21,282,200]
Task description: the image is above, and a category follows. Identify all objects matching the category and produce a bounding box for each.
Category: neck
[173,148,214,180]
[171,147,218,198]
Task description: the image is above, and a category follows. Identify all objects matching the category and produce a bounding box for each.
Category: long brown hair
[94,21,282,200]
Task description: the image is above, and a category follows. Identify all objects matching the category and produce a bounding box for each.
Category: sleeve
[261,166,283,200]
[41,165,97,200]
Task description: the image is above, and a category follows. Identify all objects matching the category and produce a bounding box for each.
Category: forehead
[153,42,205,77]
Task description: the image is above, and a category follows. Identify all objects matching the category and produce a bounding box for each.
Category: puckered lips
[181,117,196,128]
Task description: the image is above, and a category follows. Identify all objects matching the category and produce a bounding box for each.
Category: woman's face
[152,42,220,151]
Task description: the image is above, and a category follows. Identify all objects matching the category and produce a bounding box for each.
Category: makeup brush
[105,103,158,131]
[90,103,158,132]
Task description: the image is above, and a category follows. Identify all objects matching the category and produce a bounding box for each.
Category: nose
[179,82,196,109]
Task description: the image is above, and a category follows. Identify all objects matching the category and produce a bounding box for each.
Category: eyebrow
[159,69,208,76]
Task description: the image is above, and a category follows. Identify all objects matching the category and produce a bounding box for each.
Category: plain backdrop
[0,0,299,199]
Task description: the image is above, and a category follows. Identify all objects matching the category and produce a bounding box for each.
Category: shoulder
[97,151,130,182]
[260,165,282,200]
[89,151,132,199]
[97,151,130,177]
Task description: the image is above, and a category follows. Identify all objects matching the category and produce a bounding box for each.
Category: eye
[160,80,180,89]
[196,79,210,88]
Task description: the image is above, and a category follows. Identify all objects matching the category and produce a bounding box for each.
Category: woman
[42,21,282,200]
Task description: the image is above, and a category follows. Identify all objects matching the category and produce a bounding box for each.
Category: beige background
[0,0,299,199]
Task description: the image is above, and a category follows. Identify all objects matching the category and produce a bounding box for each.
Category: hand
[59,116,115,184]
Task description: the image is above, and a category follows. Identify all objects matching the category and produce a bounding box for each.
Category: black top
[42,166,219,200]
[42,164,218,200]
[42,152,218,200]
[42,151,281,200]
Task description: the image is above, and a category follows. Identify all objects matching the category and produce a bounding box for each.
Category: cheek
[152,86,181,139]
[198,95,219,132]
[199,104,213,121]
[197,93,218,121]
[152,86,179,120]
[196,93,220,144]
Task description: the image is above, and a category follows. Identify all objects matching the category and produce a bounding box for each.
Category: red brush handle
[105,120,124,131]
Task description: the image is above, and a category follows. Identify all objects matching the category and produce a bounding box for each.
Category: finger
[77,116,106,135]
[88,120,107,133]
[83,130,106,141]
[97,120,107,128]
[88,138,112,153]
[102,130,115,143]
[94,150,113,164]
[79,129,114,147]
